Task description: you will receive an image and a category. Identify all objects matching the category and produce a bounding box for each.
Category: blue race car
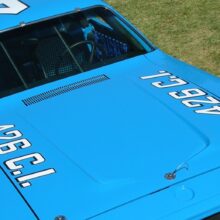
[0,0,220,219]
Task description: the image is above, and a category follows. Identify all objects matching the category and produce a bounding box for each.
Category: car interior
[0,7,147,97]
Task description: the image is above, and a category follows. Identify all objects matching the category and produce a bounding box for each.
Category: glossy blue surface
[92,167,220,220]
[1,1,220,220]
[0,168,36,219]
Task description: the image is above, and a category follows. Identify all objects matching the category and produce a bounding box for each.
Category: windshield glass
[0,7,148,98]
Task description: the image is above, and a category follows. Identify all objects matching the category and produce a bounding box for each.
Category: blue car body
[0,1,220,219]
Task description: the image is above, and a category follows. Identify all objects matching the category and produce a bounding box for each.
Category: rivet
[55,216,66,220]
[19,22,26,27]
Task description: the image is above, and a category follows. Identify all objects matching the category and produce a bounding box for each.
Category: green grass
[107,0,220,76]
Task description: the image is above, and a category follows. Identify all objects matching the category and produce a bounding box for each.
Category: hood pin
[165,163,189,180]
[165,172,176,180]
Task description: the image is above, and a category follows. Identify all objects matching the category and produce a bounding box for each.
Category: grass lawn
[107,0,220,76]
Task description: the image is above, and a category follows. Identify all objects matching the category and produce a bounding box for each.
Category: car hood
[1,50,220,219]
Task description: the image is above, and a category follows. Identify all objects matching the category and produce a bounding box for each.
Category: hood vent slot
[22,74,109,106]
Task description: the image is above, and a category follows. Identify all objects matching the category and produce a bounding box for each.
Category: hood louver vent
[22,75,109,106]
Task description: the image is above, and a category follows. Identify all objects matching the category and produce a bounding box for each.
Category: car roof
[0,0,107,32]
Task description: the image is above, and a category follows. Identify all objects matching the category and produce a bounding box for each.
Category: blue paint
[0,0,220,219]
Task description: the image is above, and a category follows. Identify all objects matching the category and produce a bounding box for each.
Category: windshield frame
[0,6,155,99]
[0,6,155,51]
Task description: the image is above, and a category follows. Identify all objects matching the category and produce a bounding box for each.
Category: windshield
[0,7,148,98]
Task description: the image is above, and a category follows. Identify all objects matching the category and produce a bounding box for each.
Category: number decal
[16,169,56,188]
[141,71,220,115]
[196,106,220,115]
[0,125,14,131]
[0,139,31,155]
[152,76,187,88]
[0,125,22,140]
[182,96,220,108]
[0,130,22,140]
[169,89,206,99]
[140,71,171,80]
[0,0,28,15]
[5,153,45,171]
[5,153,55,188]
[0,124,56,188]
